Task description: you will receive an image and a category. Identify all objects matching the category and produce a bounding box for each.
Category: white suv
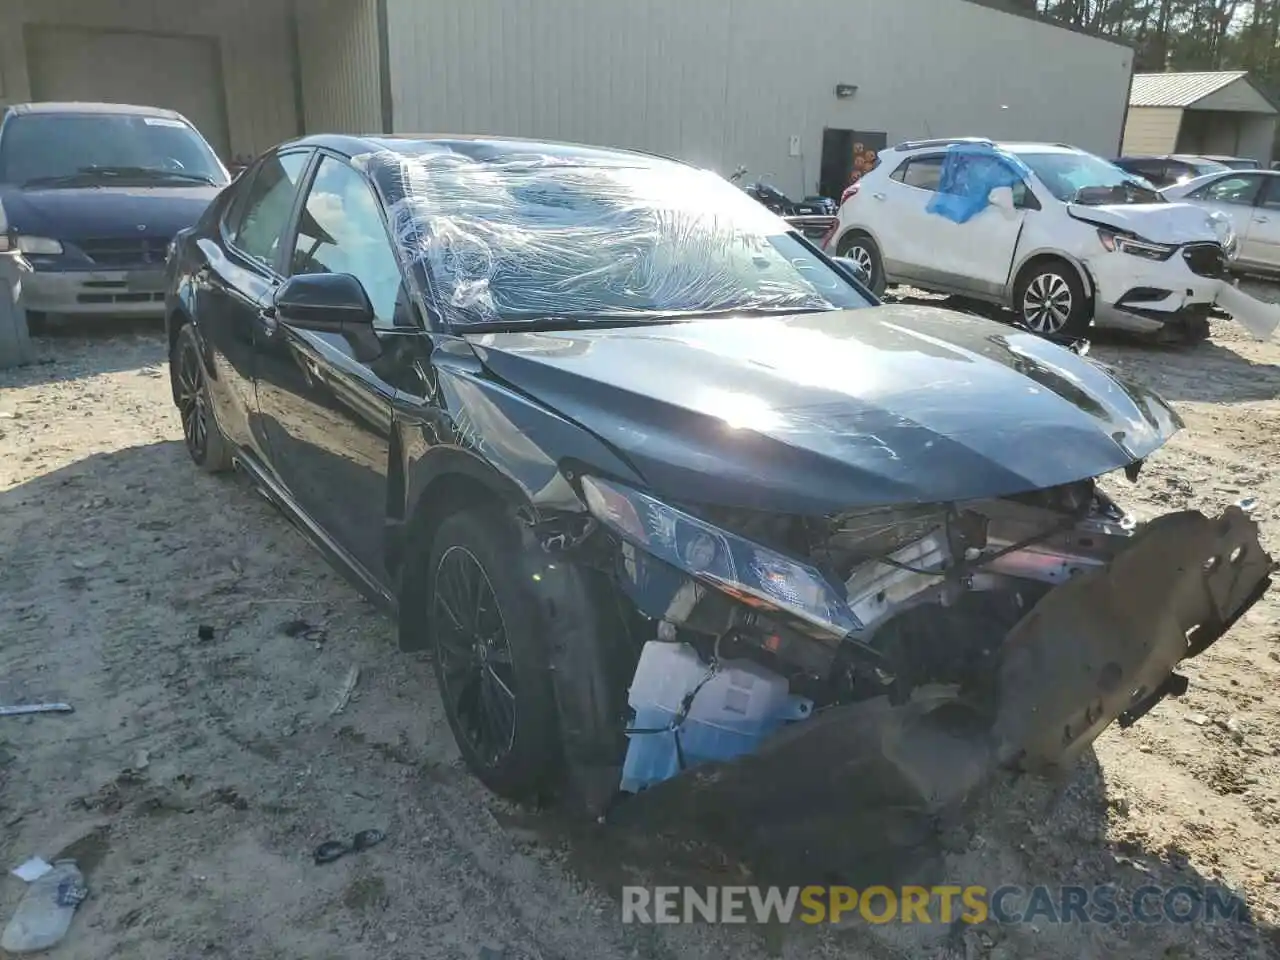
[825,138,1235,343]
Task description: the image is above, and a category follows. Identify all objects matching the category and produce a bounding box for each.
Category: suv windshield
[0,113,228,187]
[1013,150,1161,205]
[372,152,872,329]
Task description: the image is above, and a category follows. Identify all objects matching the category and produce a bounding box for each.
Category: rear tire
[426,507,563,802]
[1013,260,1090,338]
[837,232,887,297]
[170,323,233,473]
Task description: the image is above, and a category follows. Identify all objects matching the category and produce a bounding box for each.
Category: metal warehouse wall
[385,0,1133,198]
[296,0,384,136]
[0,0,298,157]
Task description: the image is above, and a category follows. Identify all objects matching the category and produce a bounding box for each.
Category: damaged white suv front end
[828,140,1280,345]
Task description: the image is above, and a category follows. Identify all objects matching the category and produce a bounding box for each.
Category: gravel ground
[2,295,1279,960]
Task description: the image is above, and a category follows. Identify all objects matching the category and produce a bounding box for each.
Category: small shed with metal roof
[1122,71,1277,165]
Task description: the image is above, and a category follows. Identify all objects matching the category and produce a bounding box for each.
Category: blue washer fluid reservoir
[619,640,814,793]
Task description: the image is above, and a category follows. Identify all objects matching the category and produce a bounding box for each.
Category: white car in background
[1159,169,1280,279]
[826,138,1237,344]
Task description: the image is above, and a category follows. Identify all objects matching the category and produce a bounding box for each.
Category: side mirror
[988,186,1016,212]
[833,255,870,284]
[274,272,374,330]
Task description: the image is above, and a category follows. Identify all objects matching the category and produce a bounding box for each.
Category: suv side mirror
[988,186,1016,212]
[274,272,374,330]
[832,255,870,284]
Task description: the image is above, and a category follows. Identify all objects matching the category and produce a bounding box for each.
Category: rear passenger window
[228,152,310,269]
[1131,161,1167,184]
[1194,174,1263,205]
[892,155,944,191]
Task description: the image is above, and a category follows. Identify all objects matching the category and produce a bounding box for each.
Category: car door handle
[872,192,887,201]
[257,305,278,335]
[1254,215,1269,223]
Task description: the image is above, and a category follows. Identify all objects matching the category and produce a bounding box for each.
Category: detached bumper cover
[993,505,1272,771]
[612,508,1272,870]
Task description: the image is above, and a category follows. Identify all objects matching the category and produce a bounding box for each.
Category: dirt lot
[2,298,1280,960]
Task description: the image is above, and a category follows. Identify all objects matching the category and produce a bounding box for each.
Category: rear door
[878,153,946,281]
[1241,175,1280,272]
[204,149,313,461]
[1188,173,1267,261]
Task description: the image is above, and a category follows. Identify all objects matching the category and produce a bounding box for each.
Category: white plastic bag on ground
[1217,281,1280,341]
[0,860,87,954]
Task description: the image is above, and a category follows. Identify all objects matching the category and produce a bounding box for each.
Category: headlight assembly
[15,236,63,255]
[580,475,860,639]
[1097,229,1174,261]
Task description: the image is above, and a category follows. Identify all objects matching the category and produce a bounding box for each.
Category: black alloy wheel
[432,543,519,767]
[172,324,233,473]
[425,508,561,801]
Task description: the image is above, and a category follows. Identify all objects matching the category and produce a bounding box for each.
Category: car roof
[7,101,185,119]
[996,142,1084,155]
[279,132,687,169]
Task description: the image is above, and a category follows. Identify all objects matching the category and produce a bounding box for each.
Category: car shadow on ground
[499,745,1279,957]
[4,443,1278,958]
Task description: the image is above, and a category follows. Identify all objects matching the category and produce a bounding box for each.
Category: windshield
[0,113,228,187]
[1012,150,1161,205]
[357,149,872,330]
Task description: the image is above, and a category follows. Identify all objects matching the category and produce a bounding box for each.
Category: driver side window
[290,156,406,328]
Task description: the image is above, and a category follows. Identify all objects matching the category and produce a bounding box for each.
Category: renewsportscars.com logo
[621,884,1249,926]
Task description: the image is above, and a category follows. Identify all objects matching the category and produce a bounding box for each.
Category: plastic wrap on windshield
[352,148,838,328]
[926,144,1034,224]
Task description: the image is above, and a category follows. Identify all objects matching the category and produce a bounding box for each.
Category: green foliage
[1033,0,1279,90]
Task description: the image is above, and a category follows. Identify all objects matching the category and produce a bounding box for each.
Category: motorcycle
[728,166,838,242]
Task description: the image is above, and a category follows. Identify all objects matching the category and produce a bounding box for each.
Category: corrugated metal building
[1122,71,1277,164]
[1,0,1134,198]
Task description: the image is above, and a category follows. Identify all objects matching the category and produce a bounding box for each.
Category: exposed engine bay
[573,472,1274,800]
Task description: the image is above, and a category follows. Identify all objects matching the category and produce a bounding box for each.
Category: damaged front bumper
[607,504,1272,818]
[1089,250,1280,342]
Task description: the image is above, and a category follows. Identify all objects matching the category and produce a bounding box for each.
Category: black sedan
[165,134,1271,821]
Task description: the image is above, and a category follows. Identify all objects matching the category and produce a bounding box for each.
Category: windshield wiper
[460,305,837,333]
[25,165,217,187]
[83,165,219,185]
[461,313,687,333]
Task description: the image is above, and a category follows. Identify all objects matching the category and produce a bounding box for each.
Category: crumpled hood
[0,184,220,241]
[465,304,1183,515]
[1067,200,1223,244]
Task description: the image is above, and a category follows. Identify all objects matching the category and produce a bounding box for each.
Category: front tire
[426,507,562,801]
[171,323,233,473]
[1013,261,1090,338]
[837,232,887,297]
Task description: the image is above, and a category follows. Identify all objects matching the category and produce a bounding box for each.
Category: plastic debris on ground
[0,703,73,717]
[313,828,386,865]
[329,665,360,716]
[620,640,813,793]
[1,860,87,954]
[10,859,52,883]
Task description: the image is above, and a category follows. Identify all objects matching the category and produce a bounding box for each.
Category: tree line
[1011,0,1278,92]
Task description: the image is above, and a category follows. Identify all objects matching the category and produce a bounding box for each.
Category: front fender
[1010,246,1096,304]
[400,354,646,519]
